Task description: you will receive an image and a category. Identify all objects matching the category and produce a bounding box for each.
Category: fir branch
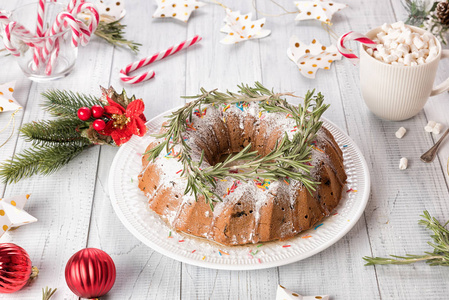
[403,0,429,26]
[0,142,92,184]
[41,90,102,118]
[145,82,328,209]
[363,211,449,266]
[42,287,57,300]
[95,20,141,53]
[20,119,89,146]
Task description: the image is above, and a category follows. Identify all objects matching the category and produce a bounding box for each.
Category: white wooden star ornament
[0,194,37,238]
[0,81,22,113]
[294,0,347,24]
[153,0,206,23]
[95,0,126,23]
[220,9,271,44]
[276,285,329,300]
[287,36,342,79]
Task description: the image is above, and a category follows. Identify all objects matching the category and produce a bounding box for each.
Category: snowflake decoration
[287,36,342,79]
[220,9,271,44]
[153,0,206,22]
[294,0,347,24]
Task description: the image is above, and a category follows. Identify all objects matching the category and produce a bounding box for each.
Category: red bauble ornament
[0,243,39,294]
[93,119,106,131]
[77,107,92,121]
[65,248,116,299]
[91,105,105,118]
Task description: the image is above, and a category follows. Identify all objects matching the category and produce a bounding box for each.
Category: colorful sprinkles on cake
[218,249,229,256]
[301,234,312,239]
[282,244,291,248]
[165,150,180,159]
[235,101,249,111]
[254,178,271,190]
[168,231,173,238]
[346,188,357,193]
[314,223,323,230]
[193,107,207,118]
[186,120,196,131]
[343,144,348,148]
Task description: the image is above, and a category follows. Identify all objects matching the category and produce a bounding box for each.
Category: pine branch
[41,90,102,118]
[402,0,429,26]
[363,211,449,266]
[95,20,141,53]
[20,118,89,146]
[0,142,92,184]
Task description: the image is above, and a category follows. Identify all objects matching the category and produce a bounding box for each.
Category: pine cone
[436,1,449,26]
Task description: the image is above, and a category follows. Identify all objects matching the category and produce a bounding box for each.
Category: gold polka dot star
[0,194,37,238]
[153,0,206,23]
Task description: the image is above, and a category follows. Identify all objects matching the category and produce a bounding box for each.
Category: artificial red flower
[101,96,147,146]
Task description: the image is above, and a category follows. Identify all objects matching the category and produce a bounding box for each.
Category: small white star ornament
[294,0,347,24]
[0,194,37,239]
[276,285,329,300]
[78,1,126,23]
[153,0,206,22]
[220,9,271,44]
[0,81,21,113]
[287,36,342,79]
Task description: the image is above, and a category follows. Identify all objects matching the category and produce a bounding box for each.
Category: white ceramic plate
[109,108,371,270]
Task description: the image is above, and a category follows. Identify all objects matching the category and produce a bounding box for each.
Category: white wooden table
[1,0,449,299]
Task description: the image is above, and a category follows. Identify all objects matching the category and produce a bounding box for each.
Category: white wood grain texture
[334,0,449,299]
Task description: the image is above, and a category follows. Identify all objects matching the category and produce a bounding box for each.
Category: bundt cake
[138,98,347,246]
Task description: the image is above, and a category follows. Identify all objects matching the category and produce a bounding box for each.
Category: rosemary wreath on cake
[145,82,329,210]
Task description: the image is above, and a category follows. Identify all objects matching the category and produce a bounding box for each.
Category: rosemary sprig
[145,82,329,210]
[42,287,57,300]
[364,211,449,266]
[95,20,141,53]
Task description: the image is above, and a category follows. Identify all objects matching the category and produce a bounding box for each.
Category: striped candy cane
[45,37,59,75]
[120,35,203,84]
[3,22,22,56]
[73,2,99,46]
[36,0,46,37]
[337,31,377,64]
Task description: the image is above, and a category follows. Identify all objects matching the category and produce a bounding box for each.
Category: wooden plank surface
[0,0,448,299]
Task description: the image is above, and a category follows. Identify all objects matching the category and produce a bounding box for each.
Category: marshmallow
[425,120,436,132]
[395,127,407,138]
[433,123,444,135]
[399,157,408,170]
[366,48,374,55]
[368,23,439,66]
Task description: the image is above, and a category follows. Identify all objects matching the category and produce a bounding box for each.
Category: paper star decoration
[287,36,342,79]
[276,285,329,300]
[153,0,206,23]
[220,9,271,44]
[294,0,347,24]
[0,194,37,238]
[0,81,21,113]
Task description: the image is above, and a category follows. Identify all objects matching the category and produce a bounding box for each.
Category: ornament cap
[30,266,39,279]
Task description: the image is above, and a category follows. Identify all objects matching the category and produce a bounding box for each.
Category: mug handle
[430,49,449,96]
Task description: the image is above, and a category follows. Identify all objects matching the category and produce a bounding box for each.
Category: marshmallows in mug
[368,21,439,66]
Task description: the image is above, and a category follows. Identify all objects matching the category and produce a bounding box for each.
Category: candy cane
[45,37,59,75]
[72,2,99,46]
[337,31,377,64]
[120,35,203,84]
[3,22,22,56]
[36,0,46,37]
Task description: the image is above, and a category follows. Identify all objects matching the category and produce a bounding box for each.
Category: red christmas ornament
[65,248,116,299]
[93,119,106,131]
[77,107,92,121]
[0,243,39,294]
[91,105,105,118]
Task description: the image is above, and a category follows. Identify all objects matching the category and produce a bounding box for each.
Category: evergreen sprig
[403,0,429,26]
[145,82,329,209]
[41,90,102,118]
[42,287,57,300]
[0,142,91,184]
[20,119,89,146]
[364,211,449,266]
[95,20,141,53]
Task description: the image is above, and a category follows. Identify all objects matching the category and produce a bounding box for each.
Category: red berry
[93,119,106,131]
[77,107,91,121]
[91,105,105,118]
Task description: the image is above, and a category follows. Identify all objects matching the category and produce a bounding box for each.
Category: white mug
[360,25,449,121]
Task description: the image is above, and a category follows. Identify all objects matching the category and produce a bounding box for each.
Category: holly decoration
[0,243,39,293]
[91,105,105,118]
[77,107,92,121]
[0,87,147,184]
[65,248,116,299]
